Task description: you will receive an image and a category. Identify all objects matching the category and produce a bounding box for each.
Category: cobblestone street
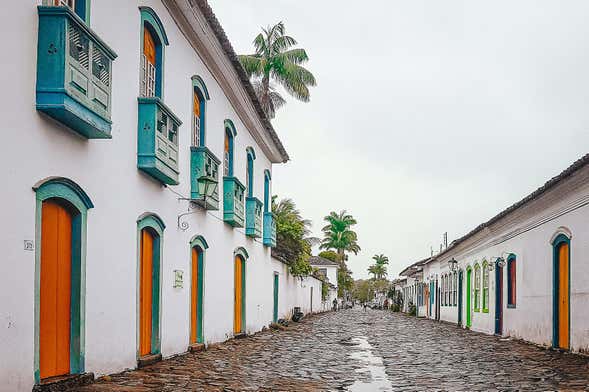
[79,309,589,391]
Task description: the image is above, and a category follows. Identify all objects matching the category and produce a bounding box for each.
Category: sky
[208,0,589,279]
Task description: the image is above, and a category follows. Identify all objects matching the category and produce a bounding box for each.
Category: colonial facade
[309,256,339,307]
[1,1,328,390]
[395,154,589,354]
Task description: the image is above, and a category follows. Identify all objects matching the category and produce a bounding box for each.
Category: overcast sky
[208,0,589,279]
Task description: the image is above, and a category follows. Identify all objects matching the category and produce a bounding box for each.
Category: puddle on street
[346,336,393,391]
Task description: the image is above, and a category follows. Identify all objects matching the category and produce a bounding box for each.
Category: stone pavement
[77,308,589,391]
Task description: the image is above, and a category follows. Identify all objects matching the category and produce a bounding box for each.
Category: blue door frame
[495,265,503,335]
[458,270,463,327]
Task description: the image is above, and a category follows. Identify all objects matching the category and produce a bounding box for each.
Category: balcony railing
[137,97,182,185]
[245,197,263,238]
[190,146,220,210]
[36,6,117,138]
[223,177,245,227]
[263,212,277,247]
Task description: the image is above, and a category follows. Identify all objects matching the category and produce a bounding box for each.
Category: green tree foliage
[367,253,389,280]
[271,196,316,277]
[352,279,374,303]
[239,22,316,118]
[320,210,360,265]
[318,250,338,263]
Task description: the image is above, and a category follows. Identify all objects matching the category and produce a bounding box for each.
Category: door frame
[552,234,571,349]
[436,278,440,321]
[136,213,164,359]
[33,178,93,383]
[495,263,503,335]
[466,267,472,328]
[273,273,279,323]
[233,247,249,335]
[189,235,208,345]
[458,270,463,327]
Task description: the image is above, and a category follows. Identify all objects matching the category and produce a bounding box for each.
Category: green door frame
[466,267,472,328]
[190,235,208,344]
[273,273,279,323]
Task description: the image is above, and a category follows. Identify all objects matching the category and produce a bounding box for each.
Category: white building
[1,1,327,390]
[309,256,339,307]
[399,154,589,354]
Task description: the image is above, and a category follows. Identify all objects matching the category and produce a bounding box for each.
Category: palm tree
[271,197,319,272]
[239,22,316,118]
[372,254,389,267]
[367,265,378,280]
[368,263,387,280]
[320,210,360,267]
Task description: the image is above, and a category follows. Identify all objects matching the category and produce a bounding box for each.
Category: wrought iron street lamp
[196,175,218,206]
[177,175,218,230]
[448,257,458,272]
[489,256,506,271]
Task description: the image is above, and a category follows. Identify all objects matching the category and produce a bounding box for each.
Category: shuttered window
[507,257,516,307]
[193,92,201,147]
[141,27,157,98]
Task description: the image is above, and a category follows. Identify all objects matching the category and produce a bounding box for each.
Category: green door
[466,268,472,328]
[273,274,279,323]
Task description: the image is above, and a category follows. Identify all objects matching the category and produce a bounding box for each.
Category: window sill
[482,309,489,313]
[474,309,480,313]
[507,304,516,309]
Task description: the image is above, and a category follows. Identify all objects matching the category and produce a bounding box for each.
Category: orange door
[558,243,569,349]
[190,248,199,344]
[234,257,243,334]
[40,200,72,379]
[143,27,156,65]
[139,229,154,356]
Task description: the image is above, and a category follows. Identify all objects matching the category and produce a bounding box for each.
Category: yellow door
[558,243,569,350]
[40,200,72,379]
[190,248,199,344]
[234,256,243,334]
[139,229,154,356]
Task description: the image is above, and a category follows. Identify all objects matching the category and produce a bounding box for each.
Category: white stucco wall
[0,1,328,391]
[419,168,589,353]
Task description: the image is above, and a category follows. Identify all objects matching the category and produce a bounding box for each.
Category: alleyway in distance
[79,308,589,391]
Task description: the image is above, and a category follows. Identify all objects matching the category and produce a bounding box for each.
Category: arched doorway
[190,236,208,346]
[34,177,93,383]
[39,199,74,379]
[553,234,570,350]
[137,214,164,359]
[234,254,246,334]
[495,262,504,335]
[466,267,472,328]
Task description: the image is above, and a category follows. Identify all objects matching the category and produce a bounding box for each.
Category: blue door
[495,265,503,335]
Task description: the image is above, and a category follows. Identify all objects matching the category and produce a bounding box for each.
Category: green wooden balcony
[137,97,182,185]
[246,197,263,238]
[190,147,220,210]
[223,177,245,227]
[263,212,277,247]
[36,6,117,139]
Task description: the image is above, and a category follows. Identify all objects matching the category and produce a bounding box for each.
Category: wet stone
[75,309,589,391]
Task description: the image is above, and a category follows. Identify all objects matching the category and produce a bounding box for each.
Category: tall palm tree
[239,22,316,118]
[368,263,387,280]
[372,254,389,267]
[367,265,378,280]
[320,210,360,266]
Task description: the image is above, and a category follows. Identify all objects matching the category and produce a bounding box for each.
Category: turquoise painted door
[273,274,279,323]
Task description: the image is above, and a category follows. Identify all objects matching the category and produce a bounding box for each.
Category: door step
[33,373,94,392]
[234,332,247,339]
[137,353,162,368]
[188,343,205,353]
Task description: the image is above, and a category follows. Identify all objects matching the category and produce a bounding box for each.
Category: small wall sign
[24,240,34,251]
[173,270,183,288]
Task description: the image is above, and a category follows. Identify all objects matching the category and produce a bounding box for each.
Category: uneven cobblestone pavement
[77,308,589,391]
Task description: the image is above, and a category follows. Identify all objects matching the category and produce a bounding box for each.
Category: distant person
[363,302,367,312]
